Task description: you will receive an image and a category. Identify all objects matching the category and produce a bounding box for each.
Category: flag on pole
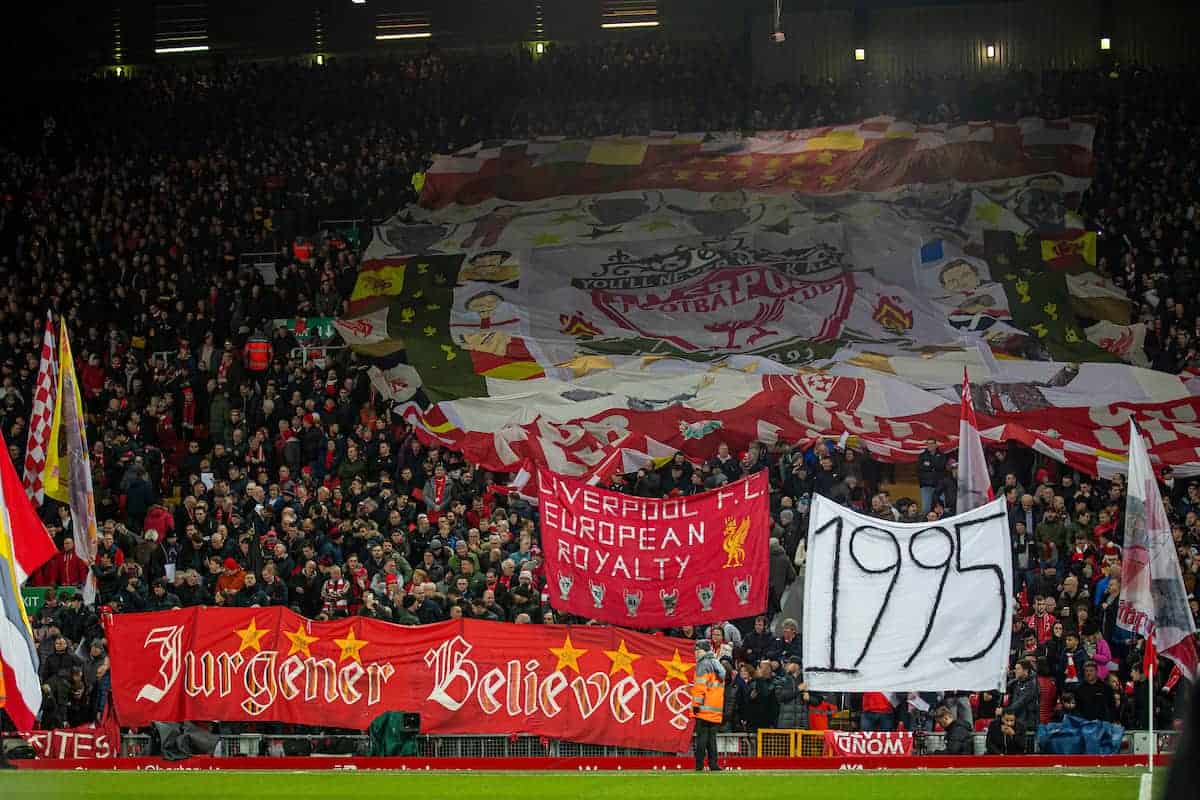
[22,312,58,505]
[1118,420,1199,680]
[0,431,56,585]
[43,321,100,604]
[956,368,995,512]
[0,434,48,729]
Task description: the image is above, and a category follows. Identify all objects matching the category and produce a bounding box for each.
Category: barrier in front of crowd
[118,732,757,759]
[15,754,1175,771]
[115,730,1176,760]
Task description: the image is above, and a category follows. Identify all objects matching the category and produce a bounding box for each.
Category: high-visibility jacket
[244,338,272,371]
[691,653,726,724]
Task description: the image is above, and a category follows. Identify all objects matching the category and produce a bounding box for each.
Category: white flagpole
[1147,658,1154,777]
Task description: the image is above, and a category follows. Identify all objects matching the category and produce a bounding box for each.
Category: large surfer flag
[1118,420,1198,680]
[342,116,1200,482]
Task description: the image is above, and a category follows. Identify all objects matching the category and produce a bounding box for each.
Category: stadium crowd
[1,42,1198,750]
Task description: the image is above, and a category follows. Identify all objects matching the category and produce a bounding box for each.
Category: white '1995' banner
[802,495,1013,692]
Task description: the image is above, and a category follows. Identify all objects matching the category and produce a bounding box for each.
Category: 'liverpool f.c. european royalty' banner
[802,494,1013,692]
[538,469,770,626]
[104,610,695,752]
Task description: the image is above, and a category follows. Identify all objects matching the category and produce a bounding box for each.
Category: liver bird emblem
[722,516,750,569]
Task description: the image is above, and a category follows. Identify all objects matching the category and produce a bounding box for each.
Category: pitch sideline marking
[1138,772,1152,800]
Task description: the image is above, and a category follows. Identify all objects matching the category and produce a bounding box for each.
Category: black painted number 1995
[807,513,1007,675]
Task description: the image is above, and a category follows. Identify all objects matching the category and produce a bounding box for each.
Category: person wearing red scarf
[1025,596,1056,644]
[422,464,453,523]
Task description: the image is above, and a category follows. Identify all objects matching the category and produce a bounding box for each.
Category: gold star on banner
[1065,328,1081,344]
[788,175,808,187]
[433,274,448,286]
[791,154,808,165]
[995,254,1009,266]
[603,639,642,677]
[334,626,369,664]
[974,200,1004,226]
[440,344,458,361]
[766,157,782,169]
[283,625,319,658]
[657,649,694,683]
[234,618,269,654]
[702,171,723,181]
[532,232,562,246]
[736,156,754,168]
[423,325,437,337]
[672,170,692,181]
[413,289,424,299]
[424,303,441,311]
[730,171,749,180]
[549,635,588,674]
[820,174,838,187]
[417,263,430,274]
[1031,322,1049,339]
[1015,232,1030,251]
[815,152,835,166]
[1042,302,1059,321]
[400,307,416,324]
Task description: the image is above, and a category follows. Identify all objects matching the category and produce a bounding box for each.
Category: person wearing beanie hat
[216,557,246,600]
[691,639,725,771]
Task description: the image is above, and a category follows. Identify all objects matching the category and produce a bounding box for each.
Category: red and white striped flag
[956,367,994,512]
[22,312,57,505]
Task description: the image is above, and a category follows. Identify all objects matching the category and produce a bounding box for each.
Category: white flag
[956,368,994,512]
[1118,421,1198,679]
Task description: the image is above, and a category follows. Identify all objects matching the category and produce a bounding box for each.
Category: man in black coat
[917,438,947,514]
[1073,661,1112,721]
[985,709,1027,755]
[1007,659,1041,731]
[933,706,974,755]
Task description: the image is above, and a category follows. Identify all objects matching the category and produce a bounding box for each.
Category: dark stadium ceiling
[2,0,1184,79]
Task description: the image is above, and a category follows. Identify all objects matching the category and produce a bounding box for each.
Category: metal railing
[290,344,349,365]
[119,733,752,759]
[239,251,279,270]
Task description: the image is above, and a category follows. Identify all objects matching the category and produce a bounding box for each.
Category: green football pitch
[1,768,1158,800]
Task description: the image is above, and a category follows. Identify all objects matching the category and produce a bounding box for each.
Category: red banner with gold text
[104,609,695,752]
[538,469,770,626]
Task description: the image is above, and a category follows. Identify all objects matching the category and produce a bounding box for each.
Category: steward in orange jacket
[691,640,726,771]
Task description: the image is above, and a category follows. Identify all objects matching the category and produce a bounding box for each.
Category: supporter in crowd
[985,709,1027,755]
[932,706,974,755]
[2,49,1196,750]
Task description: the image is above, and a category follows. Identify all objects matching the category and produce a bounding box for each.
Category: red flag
[1143,636,1157,677]
[0,430,57,583]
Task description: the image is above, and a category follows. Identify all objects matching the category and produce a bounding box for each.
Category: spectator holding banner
[860,693,896,732]
[772,656,810,729]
